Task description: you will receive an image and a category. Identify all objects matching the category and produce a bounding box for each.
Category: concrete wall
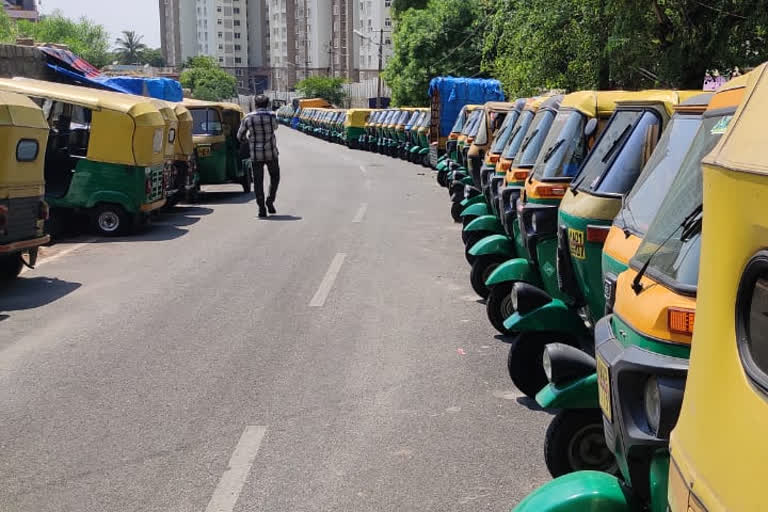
[0,45,55,81]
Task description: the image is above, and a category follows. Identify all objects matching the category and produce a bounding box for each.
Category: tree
[295,76,347,105]
[391,0,428,17]
[16,11,110,67]
[139,48,166,67]
[180,57,237,101]
[0,8,15,43]
[115,30,147,65]
[383,0,487,106]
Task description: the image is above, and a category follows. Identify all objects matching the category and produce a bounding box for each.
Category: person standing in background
[238,95,280,218]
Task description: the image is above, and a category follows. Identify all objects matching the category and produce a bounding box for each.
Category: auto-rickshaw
[335,110,349,144]
[414,110,432,166]
[434,104,472,177]
[359,109,377,150]
[400,108,423,160]
[0,78,169,236]
[511,77,748,511]
[345,109,370,149]
[666,64,768,512]
[151,100,180,207]
[403,109,425,161]
[169,102,198,204]
[384,108,404,155]
[448,107,485,221]
[375,109,395,154]
[183,99,253,195]
[392,108,413,157]
[0,91,50,280]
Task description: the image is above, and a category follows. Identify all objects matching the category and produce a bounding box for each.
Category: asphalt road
[0,128,551,512]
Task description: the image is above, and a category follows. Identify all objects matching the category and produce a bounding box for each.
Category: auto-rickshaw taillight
[488,154,500,164]
[533,185,567,198]
[668,308,695,335]
[586,225,611,243]
[38,201,49,221]
[512,170,530,180]
[498,160,512,172]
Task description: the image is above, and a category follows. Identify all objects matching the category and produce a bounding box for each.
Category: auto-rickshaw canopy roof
[613,90,703,116]
[483,101,516,112]
[0,90,49,129]
[298,98,332,108]
[561,90,636,117]
[346,109,372,126]
[703,64,768,175]
[674,92,714,113]
[182,98,244,114]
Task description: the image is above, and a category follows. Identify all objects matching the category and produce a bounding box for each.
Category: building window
[218,32,223,38]
[234,7,240,13]
[218,19,222,25]
[234,20,240,26]
[235,57,242,64]
[385,18,392,27]
[235,44,241,51]
[235,32,241,39]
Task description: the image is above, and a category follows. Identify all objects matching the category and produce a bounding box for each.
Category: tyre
[0,254,23,281]
[463,230,492,264]
[487,282,516,334]
[437,171,448,188]
[91,204,131,237]
[544,409,617,478]
[470,254,506,299]
[461,214,478,230]
[507,332,578,398]
[450,201,464,223]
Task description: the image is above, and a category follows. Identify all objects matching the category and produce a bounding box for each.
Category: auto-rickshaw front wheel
[91,204,130,237]
[487,282,516,334]
[544,409,616,478]
[450,201,463,223]
[470,254,506,299]
[0,254,23,280]
[508,332,571,398]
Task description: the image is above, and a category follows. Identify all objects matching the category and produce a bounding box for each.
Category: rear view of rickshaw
[183,99,253,195]
[0,91,50,280]
[414,110,432,166]
[170,102,198,204]
[0,78,169,237]
[345,109,370,149]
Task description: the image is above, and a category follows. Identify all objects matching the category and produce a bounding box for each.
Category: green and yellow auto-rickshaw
[0,91,50,279]
[183,99,253,195]
[414,110,432,166]
[0,78,169,236]
[434,104,473,177]
[448,107,485,221]
[403,109,425,161]
[169,102,199,204]
[375,109,395,154]
[512,78,747,511]
[151,100,180,207]
[400,108,424,160]
[345,109,370,149]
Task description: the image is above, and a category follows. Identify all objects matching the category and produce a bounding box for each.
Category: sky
[38,0,161,49]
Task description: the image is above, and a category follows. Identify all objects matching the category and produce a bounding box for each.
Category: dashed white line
[359,165,368,175]
[205,425,268,512]
[309,253,346,307]
[20,238,97,274]
[352,203,368,223]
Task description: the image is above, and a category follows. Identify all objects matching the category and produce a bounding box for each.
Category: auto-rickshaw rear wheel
[470,254,506,299]
[91,204,131,237]
[507,332,571,398]
[437,171,448,188]
[487,282,516,334]
[450,201,463,223]
[0,254,23,280]
[544,409,616,478]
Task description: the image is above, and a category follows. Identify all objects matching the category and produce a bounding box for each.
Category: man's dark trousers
[253,159,280,208]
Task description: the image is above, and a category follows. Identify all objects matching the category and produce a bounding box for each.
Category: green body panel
[197,146,229,184]
[648,451,670,512]
[47,159,163,214]
[535,373,599,409]
[464,214,503,234]
[511,471,632,512]
[410,145,420,154]
[469,234,516,259]
[418,147,429,155]
[418,132,428,147]
[504,297,591,334]
[436,160,449,172]
[485,255,539,286]
[611,314,691,359]
[558,208,613,319]
[534,236,567,300]
[460,203,490,218]
[346,127,364,139]
[459,194,484,208]
[602,251,630,280]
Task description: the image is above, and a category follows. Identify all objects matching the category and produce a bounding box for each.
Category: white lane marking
[20,238,97,274]
[309,253,347,307]
[359,165,368,175]
[205,425,268,512]
[352,203,368,223]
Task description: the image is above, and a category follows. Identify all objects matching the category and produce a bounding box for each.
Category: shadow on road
[0,277,81,315]
[264,215,302,222]
[197,191,254,205]
[515,396,557,415]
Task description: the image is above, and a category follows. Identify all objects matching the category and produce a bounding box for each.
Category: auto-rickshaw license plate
[568,228,586,259]
[198,146,212,157]
[597,355,612,422]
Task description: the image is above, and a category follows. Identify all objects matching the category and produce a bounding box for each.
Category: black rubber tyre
[470,254,506,299]
[450,201,463,223]
[0,254,23,281]
[487,282,516,334]
[91,204,131,237]
[544,409,617,478]
[437,171,448,187]
[463,230,493,264]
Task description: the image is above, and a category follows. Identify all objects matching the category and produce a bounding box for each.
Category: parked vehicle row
[0,77,254,281]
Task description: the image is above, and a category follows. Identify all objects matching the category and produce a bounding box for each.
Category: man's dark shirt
[237,108,279,162]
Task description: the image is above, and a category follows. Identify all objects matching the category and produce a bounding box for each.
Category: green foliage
[383,0,488,106]
[16,10,110,67]
[183,55,218,70]
[180,57,237,101]
[391,0,428,17]
[114,30,147,65]
[0,8,15,43]
[295,76,347,105]
[138,48,166,67]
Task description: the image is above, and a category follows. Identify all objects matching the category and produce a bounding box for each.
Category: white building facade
[357,0,393,81]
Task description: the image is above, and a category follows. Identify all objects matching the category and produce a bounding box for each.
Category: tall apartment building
[357,0,393,81]
[160,0,270,93]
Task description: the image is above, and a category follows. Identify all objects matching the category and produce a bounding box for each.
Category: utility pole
[304,0,309,81]
[376,28,383,108]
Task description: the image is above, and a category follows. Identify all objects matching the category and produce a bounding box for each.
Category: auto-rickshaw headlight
[643,377,662,434]
[643,375,685,439]
[542,350,552,381]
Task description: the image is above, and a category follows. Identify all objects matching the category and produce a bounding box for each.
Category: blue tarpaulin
[93,76,184,102]
[428,77,504,137]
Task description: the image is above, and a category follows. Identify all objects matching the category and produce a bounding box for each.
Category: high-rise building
[356,0,392,81]
[2,0,39,22]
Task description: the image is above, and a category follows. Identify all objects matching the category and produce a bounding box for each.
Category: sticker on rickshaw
[198,146,212,157]
[710,115,733,135]
[568,228,585,259]
[597,355,612,422]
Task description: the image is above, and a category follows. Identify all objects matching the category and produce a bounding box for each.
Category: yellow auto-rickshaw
[170,102,198,203]
[667,64,768,512]
[0,91,50,280]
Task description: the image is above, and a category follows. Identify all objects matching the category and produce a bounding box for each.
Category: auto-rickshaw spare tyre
[544,408,617,478]
[470,254,506,298]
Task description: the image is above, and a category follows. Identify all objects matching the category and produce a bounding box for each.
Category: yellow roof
[484,101,516,111]
[614,90,703,115]
[182,98,244,113]
[346,109,371,125]
[465,104,482,112]
[561,90,641,117]
[0,90,48,129]
[703,65,768,175]
[0,77,161,115]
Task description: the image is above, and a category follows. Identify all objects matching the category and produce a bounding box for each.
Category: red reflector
[668,308,695,335]
[512,170,530,180]
[498,160,512,172]
[586,225,611,243]
[534,185,567,198]
[488,154,500,164]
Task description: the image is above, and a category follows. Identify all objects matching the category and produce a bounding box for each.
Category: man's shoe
[266,200,276,214]
[258,208,268,218]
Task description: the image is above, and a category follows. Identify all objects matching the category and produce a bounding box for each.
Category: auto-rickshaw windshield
[461,110,481,136]
[630,112,734,290]
[532,109,587,178]
[467,111,483,137]
[490,110,521,153]
[617,114,703,235]
[512,109,556,165]
[450,109,467,133]
[572,109,661,195]
[191,108,223,135]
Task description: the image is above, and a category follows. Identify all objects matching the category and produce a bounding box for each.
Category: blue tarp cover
[94,76,184,102]
[428,77,504,137]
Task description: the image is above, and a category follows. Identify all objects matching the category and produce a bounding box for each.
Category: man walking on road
[238,95,280,218]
